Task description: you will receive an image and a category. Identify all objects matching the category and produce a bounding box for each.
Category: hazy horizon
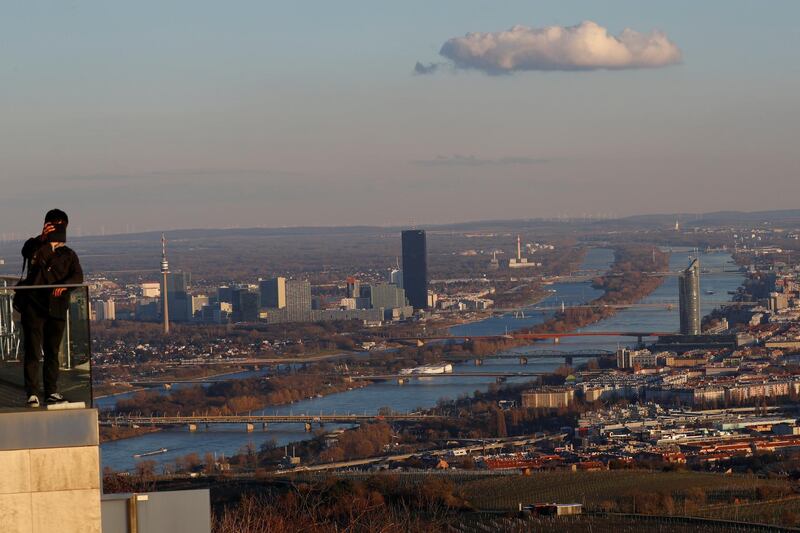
[2,1,799,236]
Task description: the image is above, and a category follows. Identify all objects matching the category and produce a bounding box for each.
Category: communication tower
[161,233,170,334]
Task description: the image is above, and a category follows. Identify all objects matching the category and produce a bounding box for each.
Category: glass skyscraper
[401,230,428,309]
[259,277,286,309]
[678,259,701,335]
[162,271,192,322]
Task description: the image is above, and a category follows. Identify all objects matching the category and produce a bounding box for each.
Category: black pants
[21,306,66,397]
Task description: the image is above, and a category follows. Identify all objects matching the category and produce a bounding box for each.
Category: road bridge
[101,413,443,432]
[126,371,547,387]
[443,349,614,365]
[490,300,753,315]
[390,331,672,345]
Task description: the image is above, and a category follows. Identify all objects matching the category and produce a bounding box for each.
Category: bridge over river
[126,371,549,387]
[101,413,444,432]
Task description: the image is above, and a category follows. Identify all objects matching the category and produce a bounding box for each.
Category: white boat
[399,363,453,375]
[133,447,168,458]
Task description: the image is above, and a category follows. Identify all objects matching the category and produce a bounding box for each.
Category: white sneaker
[46,393,68,405]
[27,395,40,408]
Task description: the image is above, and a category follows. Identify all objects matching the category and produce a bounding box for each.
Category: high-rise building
[259,277,286,309]
[164,271,190,294]
[238,290,261,322]
[94,299,116,321]
[285,280,312,322]
[679,259,701,335]
[191,295,209,318]
[401,230,427,309]
[346,276,360,298]
[369,283,407,310]
[162,271,192,322]
[217,286,233,304]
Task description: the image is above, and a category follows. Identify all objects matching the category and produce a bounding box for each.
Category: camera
[47,222,67,243]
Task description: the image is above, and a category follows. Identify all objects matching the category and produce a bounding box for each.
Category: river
[99,248,744,472]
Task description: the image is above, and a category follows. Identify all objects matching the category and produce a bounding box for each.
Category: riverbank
[101,425,162,443]
[527,246,671,335]
[94,366,268,400]
[450,246,670,356]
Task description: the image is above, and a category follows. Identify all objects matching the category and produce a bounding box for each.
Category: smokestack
[517,235,522,261]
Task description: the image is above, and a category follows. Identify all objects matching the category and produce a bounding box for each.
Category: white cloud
[426,21,681,74]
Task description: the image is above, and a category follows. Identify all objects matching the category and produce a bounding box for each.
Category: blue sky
[1,1,799,236]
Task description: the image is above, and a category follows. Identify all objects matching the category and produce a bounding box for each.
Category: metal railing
[0,278,18,361]
[0,280,92,407]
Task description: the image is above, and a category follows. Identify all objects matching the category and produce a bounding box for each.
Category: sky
[1,1,799,237]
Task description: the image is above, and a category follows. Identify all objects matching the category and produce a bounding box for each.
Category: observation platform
[0,362,91,411]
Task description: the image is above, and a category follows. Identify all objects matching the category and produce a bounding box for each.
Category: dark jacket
[19,237,84,319]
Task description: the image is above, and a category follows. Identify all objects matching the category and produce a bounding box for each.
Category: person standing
[17,209,83,407]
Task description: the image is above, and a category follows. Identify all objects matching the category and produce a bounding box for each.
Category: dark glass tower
[678,259,701,335]
[401,230,428,309]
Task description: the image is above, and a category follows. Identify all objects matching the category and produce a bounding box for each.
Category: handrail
[0,282,92,400]
[0,284,89,290]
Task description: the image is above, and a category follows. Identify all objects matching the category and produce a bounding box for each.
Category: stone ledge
[0,409,98,451]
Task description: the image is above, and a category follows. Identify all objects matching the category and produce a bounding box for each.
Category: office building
[162,271,192,322]
[217,285,233,304]
[260,277,286,309]
[140,282,161,298]
[370,283,407,310]
[94,299,116,321]
[346,276,361,298]
[616,348,657,369]
[522,387,575,409]
[200,301,232,323]
[678,259,701,335]
[339,297,358,310]
[401,229,428,309]
[135,299,160,321]
[191,295,209,318]
[286,279,312,322]
[311,308,383,322]
[238,290,261,322]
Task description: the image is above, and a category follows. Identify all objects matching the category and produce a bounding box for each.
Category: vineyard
[454,513,796,533]
[694,496,800,527]
[292,469,800,528]
[458,470,793,511]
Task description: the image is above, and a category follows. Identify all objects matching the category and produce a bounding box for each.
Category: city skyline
[1,1,799,235]
[4,3,800,531]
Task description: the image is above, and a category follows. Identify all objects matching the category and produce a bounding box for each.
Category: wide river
[100,248,744,472]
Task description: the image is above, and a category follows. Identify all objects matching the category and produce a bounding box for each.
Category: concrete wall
[0,409,101,533]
